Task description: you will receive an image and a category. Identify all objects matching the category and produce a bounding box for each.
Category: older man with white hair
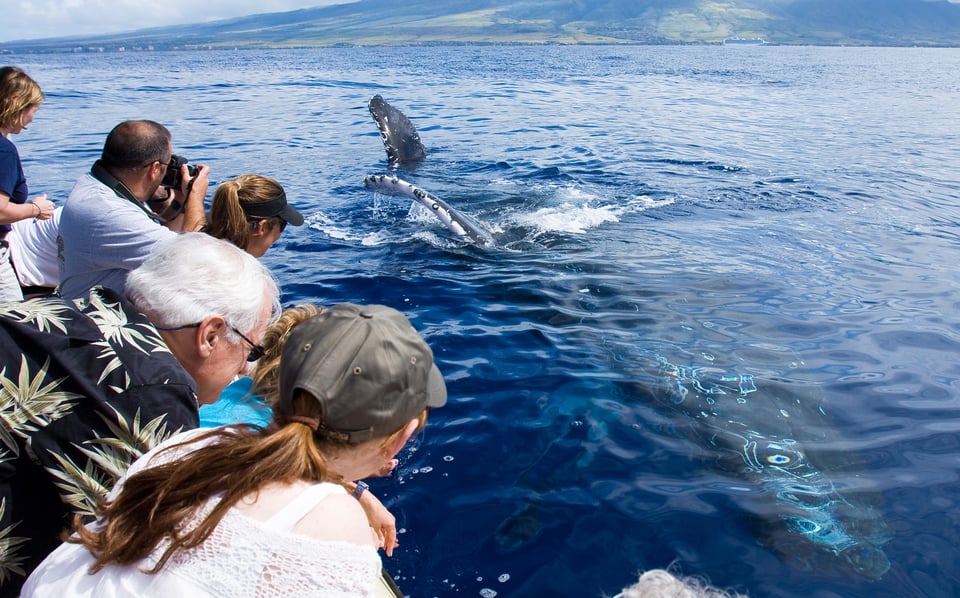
[0,232,280,597]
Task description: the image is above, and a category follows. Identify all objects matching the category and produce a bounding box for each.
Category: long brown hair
[203,174,285,251]
[72,393,428,573]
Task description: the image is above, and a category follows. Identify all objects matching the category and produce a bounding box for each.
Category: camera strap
[90,160,161,223]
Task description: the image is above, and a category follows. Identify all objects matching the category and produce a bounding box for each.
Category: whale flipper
[363,174,495,247]
[368,95,427,166]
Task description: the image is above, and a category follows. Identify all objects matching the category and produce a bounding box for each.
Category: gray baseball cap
[277,303,447,443]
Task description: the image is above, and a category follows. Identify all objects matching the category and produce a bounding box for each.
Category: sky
[1,0,356,43]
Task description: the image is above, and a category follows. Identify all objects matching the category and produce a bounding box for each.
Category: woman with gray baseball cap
[23,303,446,598]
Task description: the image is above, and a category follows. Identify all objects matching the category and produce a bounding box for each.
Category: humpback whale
[653,359,891,580]
[365,95,496,246]
[363,175,495,247]
[368,95,427,166]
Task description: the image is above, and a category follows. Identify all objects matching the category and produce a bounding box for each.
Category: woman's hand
[357,488,399,557]
[29,193,55,220]
[375,458,398,477]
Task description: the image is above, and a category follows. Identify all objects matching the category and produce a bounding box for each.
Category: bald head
[101,120,171,173]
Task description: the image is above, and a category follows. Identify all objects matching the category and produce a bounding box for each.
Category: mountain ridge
[3,0,959,53]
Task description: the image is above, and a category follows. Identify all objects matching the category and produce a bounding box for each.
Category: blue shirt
[199,376,273,428]
[0,135,27,235]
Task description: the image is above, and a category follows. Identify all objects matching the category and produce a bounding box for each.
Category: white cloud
[2,1,356,43]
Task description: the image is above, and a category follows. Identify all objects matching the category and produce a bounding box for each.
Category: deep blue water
[11,45,960,597]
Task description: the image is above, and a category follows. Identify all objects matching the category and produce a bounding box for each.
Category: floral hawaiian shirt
[0,287,199,596]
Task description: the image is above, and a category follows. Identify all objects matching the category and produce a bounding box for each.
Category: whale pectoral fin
[368,95,427,166]
[362,174,495,247]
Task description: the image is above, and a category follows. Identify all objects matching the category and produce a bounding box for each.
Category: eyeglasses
[155,321,266,362]
[230,325,266,362]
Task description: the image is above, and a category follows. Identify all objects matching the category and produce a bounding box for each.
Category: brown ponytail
[73,421,335,573]
[204,175,286,252]
[203,179,251,249]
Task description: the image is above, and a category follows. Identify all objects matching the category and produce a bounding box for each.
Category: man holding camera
[57,120,208,300]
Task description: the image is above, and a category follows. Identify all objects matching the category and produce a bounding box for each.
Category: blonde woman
[0,66,55,301]
[24,303,447,597]
[202,173,303,257]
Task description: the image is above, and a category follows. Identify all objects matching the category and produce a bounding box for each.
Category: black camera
[160,154,199,189]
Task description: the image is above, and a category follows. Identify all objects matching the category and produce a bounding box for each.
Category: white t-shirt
[22,430,383,597]
[7,205,61,288]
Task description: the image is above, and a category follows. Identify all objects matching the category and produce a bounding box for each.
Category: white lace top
[22,431,383,597]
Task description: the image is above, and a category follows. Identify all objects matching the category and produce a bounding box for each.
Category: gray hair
[125,232,281,340]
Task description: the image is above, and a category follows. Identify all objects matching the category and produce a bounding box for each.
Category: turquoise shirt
[199,376,273,428]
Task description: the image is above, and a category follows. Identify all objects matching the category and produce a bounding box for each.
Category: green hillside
[2,0,959,53]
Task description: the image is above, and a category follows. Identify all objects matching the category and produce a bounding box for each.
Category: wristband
[352,481,369,500]
[32,202,40,218]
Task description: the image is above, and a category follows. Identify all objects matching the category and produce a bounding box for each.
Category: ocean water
[11,45,960,597]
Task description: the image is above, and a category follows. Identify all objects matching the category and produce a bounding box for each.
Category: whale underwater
[645,356,892,580]
[491,346,893,581]
[364,95,496,247]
